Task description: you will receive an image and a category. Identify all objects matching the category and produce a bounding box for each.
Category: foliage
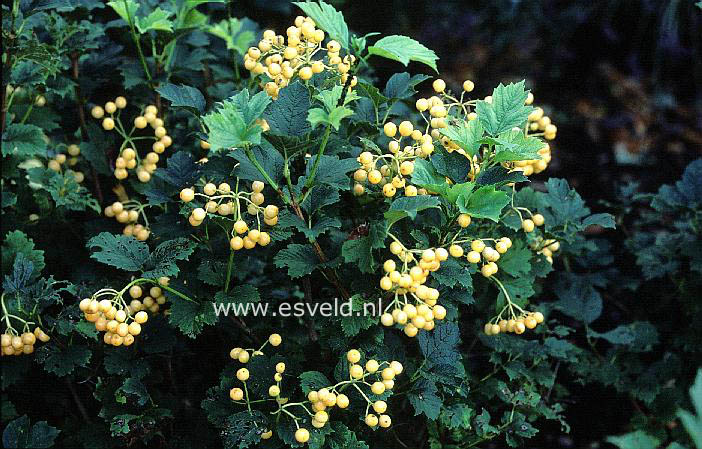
[0,1,699,449]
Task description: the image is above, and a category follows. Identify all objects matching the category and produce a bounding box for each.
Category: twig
[65,377,92,424]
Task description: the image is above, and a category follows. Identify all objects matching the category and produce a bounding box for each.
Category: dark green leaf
[156,83,205,114]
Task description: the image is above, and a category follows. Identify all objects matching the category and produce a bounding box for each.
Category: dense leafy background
[1,1,701,449]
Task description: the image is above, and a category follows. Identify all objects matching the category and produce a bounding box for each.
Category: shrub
[1,1,699,448]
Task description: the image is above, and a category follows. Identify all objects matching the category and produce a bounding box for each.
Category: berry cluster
[530,237,560,264]
[484,275,545,336]
[1,293,49,356]
[229,333,282,365]
[47,143,85,183]
[377,238,448,337]
[229,344,403,444]
[125,279,170,315]
[79,279,169,347]
[91,99,172,183]
[244,16,356,98]
[353,120,434,197]
[103,200,152,241]
[484,310,545,336]
[179,181,278,250]
[1,328,49,356]
[458,236,513,278]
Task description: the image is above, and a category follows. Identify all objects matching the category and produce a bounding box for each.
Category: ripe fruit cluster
[229,333,282,365]
[1,328,49,356]
[484,310,545,336]
[179,181,278,251]
[353,120,433,197]
[377,239,448,337]
[484,273,546,336]
[530,237,560,264]
[244,16,356,98]
[47,144,85,183]
[1,294,49,356]
[125,279,170,315]
[91,99,172,183]
[79,279,169,347]
[457,236,514,278]
[103,200,152,241]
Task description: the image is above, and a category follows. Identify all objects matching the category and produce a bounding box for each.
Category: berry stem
[122,0,153,84]
[302,123,332,195]
[243,145,286,203]
[224,250,235,293]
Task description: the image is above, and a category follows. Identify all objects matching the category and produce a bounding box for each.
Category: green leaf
[492,130,543,162]
[457,185,510,222]
[301,185,340,215]
[432,257,473,290]
[475,81,533,136]
[206,18,257,55]
[408,379,442,419]
[497,240,532,277]
[86,232,149,272]
[203,89,272,151]
[384,72,430,100]
[430,147,474,184]
[308,107,354,130]
[496,275,535,309]
[303,155,358,190]
[440,404,474,430]
[230,141,284,184]
[418,321,461,368]
[300,371,331,394]
[168,296,217,338]
[223,411,267,449]
[369,35,439,72]
[274,243,319,278]
[107,0,139,25]
[278,212,341,240]
[384,195,440,227]
[553,273,602,324]
[2,124,46,157]
[537,178,590,229]
[326,422,370,449]
[156,83,205,114]
[2,415,60,448]
[2,231,45,276]
[39,344,91,377]
[677,369,702,449]
[141,238,196,278]
[340,296,376,337]
[136,7,173,33]
[582,213,616,229]
[83,122,112,176]
[264,81,311,137]
[341,222,386,274]
[476,166,529,186]
[155,151,202,189]
[411,158,448,196]
[605,431,661,449]
[439,119,484,157]
[293,1,349,49]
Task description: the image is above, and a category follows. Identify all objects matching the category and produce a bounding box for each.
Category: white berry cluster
[244,16,357,99]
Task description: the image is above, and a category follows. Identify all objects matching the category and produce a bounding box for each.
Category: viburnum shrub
[2,1,700,449]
